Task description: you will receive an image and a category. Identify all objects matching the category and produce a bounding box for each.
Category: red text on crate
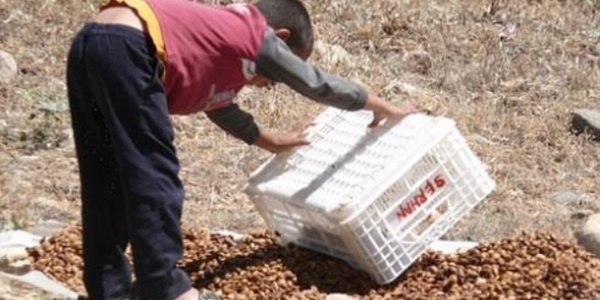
[396,175,447,220]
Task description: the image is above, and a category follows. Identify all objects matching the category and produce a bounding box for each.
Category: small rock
[2,259,32,275]
[28,220,65,238]
[571,209,594,221]
[0,51,18,84]
[576,214,600,258]
[571,109,600,142]
[550,190,580,204]
[326,294,359,300]
[0,247,29,264]
[383,79,421,97]
[0,248,32,276]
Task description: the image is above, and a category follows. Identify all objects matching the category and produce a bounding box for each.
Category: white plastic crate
[244,107,496,284]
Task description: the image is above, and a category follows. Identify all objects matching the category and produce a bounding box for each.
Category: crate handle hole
[412,201,450,237]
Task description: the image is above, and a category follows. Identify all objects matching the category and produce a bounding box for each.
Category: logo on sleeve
[241,59,256,80]
[205,84,237,110]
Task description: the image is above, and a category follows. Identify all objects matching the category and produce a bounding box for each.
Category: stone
[383,79,421,97]
[0,51,18,84]
[576,214,600,258]
[0,247,29,263]
[550,190,580,204]
[4,259,31,275]
[28,220,65,238]
[571,210,594,221]
[0,248,31,275]
[571,109,600,142]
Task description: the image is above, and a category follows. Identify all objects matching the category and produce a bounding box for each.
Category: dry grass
[206,0,599,240]
[0,0,600,295]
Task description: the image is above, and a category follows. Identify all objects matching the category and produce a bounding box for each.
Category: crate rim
[244,114,460,223]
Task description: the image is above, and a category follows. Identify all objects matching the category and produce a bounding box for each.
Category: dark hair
[254,0,314,55]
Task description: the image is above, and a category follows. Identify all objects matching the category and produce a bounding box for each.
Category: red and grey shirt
[102,0,368,144]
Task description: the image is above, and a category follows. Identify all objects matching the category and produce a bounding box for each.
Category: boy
[66,0,418,299]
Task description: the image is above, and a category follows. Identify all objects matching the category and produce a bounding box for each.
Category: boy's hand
[364,94,420,128]
[254,122,312,153]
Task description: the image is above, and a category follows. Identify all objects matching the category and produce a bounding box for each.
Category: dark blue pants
[66,23,191,300]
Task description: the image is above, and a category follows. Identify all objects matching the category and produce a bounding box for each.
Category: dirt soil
[1,0,599,298]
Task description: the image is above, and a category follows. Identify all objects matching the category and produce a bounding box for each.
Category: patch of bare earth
[1,0,599,298]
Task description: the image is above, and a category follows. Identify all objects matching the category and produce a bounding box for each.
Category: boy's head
[254,0,314,60]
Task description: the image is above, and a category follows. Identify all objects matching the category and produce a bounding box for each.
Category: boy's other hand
[254,121,312,153]
[364,94,420,128]
[276,121,312,152]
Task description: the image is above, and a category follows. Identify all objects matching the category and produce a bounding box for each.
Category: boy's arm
[255,29,419,128]
[204,103,259,145]
[205,104,309,153]
[204,95,417,153]
[206,29,418,153]
[255,29,368,111]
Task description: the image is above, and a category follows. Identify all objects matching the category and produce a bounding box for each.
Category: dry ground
[1,0,600,298]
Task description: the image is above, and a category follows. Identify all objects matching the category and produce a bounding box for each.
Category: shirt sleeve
[255,29,368,111]
[204,103,260,145]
